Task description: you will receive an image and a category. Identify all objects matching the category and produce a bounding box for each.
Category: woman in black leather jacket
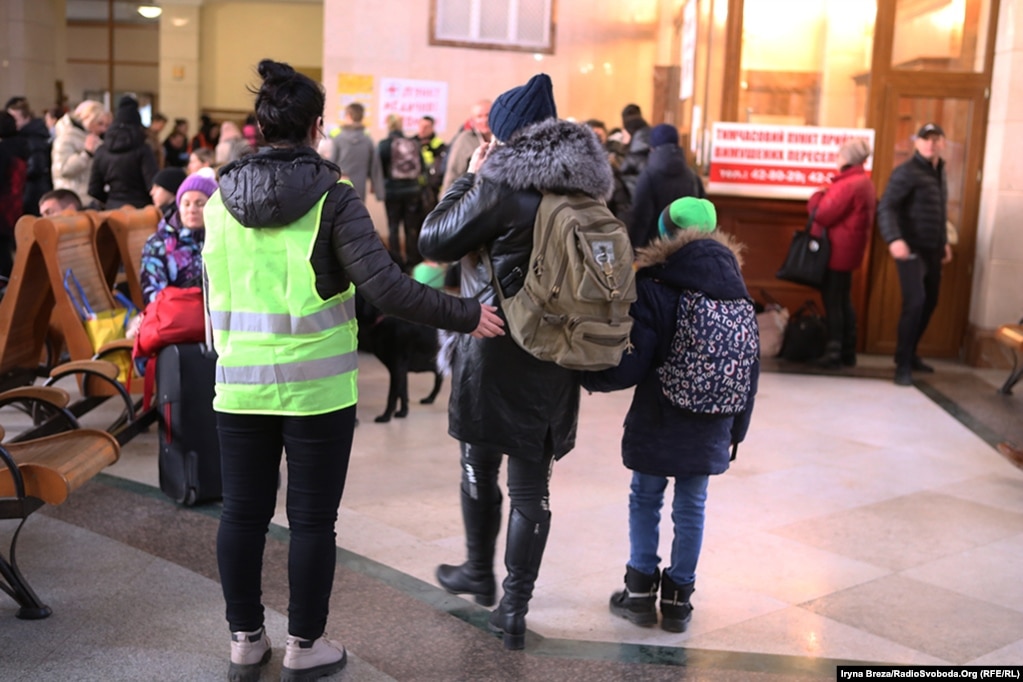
[419,74,614,650]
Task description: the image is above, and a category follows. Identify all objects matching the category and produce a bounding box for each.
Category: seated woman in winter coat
[139,173,217,305]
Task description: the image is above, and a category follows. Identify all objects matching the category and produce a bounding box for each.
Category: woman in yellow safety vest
[203,59,502,682]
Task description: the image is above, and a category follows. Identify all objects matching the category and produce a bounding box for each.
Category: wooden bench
[0,215,64,394]
[995,321,1023,395]
[0,213,144,442]
[98,206,161,310]
[0,386,120,619]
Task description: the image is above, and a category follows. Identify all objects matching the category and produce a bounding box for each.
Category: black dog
[355,291,443,423]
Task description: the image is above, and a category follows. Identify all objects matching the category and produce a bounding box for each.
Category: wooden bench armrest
[995,324,1023,349]
[49,359,121,381]
[0,430,119,505]
[97,338,134,355]
[0,386,72,410]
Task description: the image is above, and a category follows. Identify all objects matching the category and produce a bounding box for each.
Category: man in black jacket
[877,122,953,386]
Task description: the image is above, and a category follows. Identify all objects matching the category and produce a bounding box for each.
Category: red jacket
[808,164,876,272]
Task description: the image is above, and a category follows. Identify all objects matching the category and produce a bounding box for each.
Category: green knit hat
[658,197,717,238]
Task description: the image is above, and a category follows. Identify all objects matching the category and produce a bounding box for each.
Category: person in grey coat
[317,102,383,202]
[420,73,613,651]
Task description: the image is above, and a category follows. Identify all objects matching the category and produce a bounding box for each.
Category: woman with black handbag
[806,138,876,368]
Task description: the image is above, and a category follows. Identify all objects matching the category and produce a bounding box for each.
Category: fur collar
[635,229,746,270]
[477,118,613,199]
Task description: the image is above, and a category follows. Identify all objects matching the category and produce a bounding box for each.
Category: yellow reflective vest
[203,188,358,416]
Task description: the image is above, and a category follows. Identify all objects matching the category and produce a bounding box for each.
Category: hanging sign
[708,123,875,194]
[378,78,448,134]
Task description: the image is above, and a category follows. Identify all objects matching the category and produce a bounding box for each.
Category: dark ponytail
[250,59,324,146]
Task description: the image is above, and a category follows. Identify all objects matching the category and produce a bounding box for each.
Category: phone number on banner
[710,163,832,187]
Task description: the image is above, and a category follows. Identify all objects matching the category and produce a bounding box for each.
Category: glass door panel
[891,0,992,72]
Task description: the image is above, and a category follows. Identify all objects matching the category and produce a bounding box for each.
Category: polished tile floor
[3,352,1023,680]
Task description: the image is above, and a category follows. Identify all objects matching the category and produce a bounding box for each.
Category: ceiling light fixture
[137,5,162,19]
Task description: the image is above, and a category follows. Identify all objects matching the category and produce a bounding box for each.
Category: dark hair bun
[257,59,295,82]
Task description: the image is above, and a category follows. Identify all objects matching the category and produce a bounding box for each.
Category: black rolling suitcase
[156,342,222,506]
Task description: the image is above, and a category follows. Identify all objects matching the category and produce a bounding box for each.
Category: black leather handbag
[776,211,830,289]
[780,300,828,362]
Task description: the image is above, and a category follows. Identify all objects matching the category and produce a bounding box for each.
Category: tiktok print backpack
[657,290,759,415]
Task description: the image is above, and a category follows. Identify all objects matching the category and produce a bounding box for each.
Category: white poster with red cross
[708,123,875,195]
[378,78,448,136]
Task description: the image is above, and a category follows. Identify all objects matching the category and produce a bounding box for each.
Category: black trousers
[385,194,424,267]
[216,407,357,639]
[820,269,856,358]
[460,442,553,522]
[894,248,944,368]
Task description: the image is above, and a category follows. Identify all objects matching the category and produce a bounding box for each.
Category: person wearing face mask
[51,100,110,207]
[877,122,953,386]
[138,173,216,305]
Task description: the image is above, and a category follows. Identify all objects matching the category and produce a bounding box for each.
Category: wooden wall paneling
[720,0,744,122]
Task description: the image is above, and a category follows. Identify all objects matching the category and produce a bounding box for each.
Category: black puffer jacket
[88,122,157,208]
[628,144,706,248]
[877,152,947,252]
[215,146,480,333]
[582,231,758,477]
[420,119,613,461]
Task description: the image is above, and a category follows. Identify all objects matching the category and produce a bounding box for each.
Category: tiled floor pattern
[2,353,1022,679]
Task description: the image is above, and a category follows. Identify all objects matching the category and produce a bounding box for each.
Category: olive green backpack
[485,193,636,371]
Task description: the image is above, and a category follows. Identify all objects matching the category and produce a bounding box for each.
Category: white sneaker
[281,634,347,681]
[229,627,271,682]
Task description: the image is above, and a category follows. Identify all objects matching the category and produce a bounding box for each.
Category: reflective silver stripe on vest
[209,297,355,335]
[217,350,359,385]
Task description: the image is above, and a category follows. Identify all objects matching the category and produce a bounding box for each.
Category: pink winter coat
[808,164,877,272]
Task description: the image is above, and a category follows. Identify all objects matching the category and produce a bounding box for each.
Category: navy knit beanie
[649,123,679,148]
[488,74,557,142]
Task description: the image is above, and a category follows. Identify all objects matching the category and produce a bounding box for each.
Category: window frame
[428,0,558,55]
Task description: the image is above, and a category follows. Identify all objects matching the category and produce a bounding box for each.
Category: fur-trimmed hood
[636,229,749,301]
[477,118,613,200]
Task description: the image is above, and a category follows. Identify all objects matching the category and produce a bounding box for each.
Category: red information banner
[708,123,875,194]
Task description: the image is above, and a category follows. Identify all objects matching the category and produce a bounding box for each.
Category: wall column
[969,0,1023,364]
[158,0,202,134]
[0,0,64,114]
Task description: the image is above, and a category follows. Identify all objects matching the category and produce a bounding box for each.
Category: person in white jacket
[51,100,110,206]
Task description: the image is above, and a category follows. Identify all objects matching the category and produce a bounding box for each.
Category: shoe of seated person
[281,634,347,681]
[229,627,271,682]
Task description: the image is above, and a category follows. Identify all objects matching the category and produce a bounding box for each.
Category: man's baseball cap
[916,122,944,139]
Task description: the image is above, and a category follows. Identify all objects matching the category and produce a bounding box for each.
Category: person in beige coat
[51,100,110,206]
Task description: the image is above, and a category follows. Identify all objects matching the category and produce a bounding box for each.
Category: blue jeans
[627,471,709,586]
[216,407,356,639]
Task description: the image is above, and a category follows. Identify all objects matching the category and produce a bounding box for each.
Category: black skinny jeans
[820,269,856,357]
[216,407,356,639]
[460,442,553,523]
[384,194,424,267]
[894,248,943,368]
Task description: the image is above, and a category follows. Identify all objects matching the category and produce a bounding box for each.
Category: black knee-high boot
[436,488,502,606]
[487,508,550,650]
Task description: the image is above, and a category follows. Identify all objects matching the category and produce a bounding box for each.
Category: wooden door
[864,79,989,358]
